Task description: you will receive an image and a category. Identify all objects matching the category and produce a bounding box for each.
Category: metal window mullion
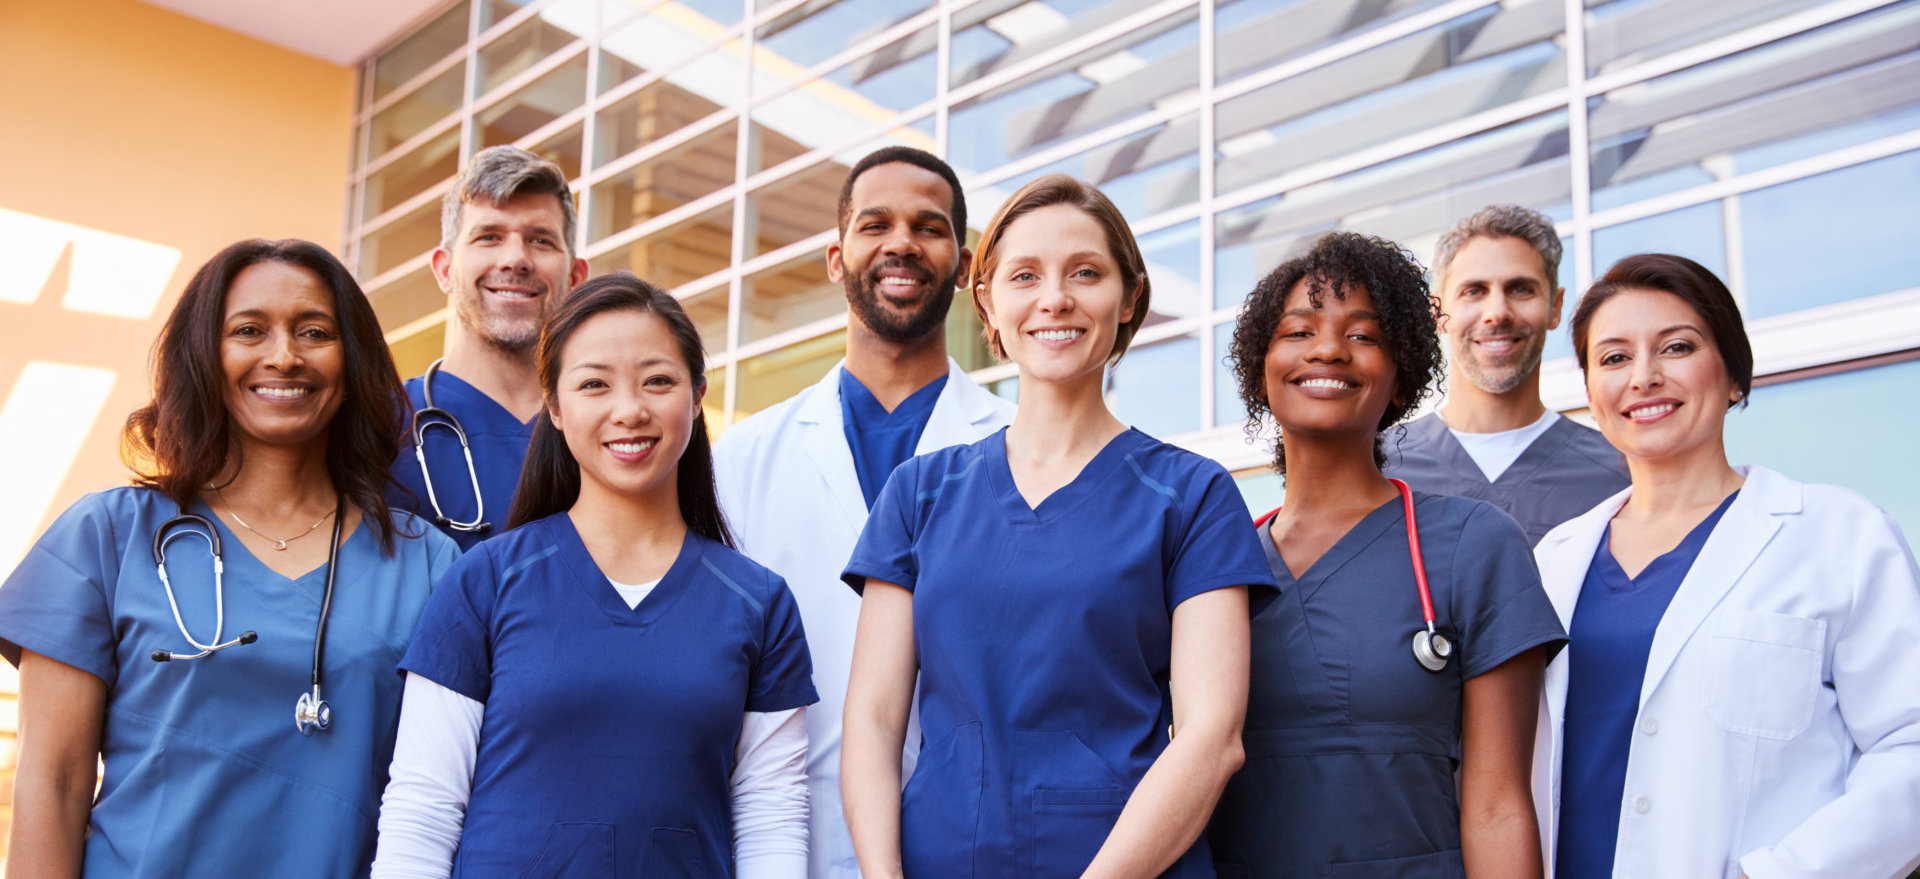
[725,3,761,426]
[1565,0,1595,293]
[1577,0,1898,100]
[945,0,1197,107]
[937,0,953,160]
[1197,0,1218,430]
[575,1,601,259]
[748,8,944,110]
[364,48,469,120]
[1208,0,1500,107]
[1587,129,1920,230]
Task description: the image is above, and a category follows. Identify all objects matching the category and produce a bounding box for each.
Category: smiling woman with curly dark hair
[1208,231,1567,879]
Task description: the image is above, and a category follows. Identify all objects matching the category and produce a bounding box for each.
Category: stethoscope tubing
[410,359,490,534]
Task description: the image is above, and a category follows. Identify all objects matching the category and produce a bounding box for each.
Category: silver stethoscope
[151,498,344,735]
[1256,478,1455,673]
[410,358,491,535]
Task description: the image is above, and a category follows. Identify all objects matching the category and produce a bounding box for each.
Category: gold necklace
[213,486,336,551]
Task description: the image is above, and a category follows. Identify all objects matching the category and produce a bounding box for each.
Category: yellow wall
[0,0,356,852]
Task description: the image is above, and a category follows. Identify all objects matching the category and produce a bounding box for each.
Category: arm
[1081,586,1251,879]
[732,707,810,879]
[1460,646,1547,879]
[841,581,919,879]
[371,673,485,879]
[6,650,105,879]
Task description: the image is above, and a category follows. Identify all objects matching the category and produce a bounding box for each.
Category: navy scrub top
[400,513,818,878]
[843,427,1277,879]
[840,369,946,508]
[1209,493,1566,878]
[389,369,536,550]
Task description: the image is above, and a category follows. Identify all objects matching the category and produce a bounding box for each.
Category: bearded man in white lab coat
[713,146,1015,879]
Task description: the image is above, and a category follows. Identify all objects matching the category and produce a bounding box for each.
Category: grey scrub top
[1383,413,1630,546]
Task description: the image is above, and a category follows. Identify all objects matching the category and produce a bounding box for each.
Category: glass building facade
[343,0,1920,528]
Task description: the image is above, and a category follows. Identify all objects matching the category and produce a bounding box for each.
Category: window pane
[1740,150,1920,319]
[587,121,738,242]
[950,11,1200,179]
[363,128,461,222]
[746,113,935,181]
[1215,2,1565,196]
[1112,333,1199,439]
[359,200,443,279]
[477,12,584,97]
[735,330,846,421]
[1589,3,1920,210]
[1586,0,1825,77]
[1139,221,1203,325]
[587,203,735,290]
[1591,201,1726,286]
[751,27,938,168]
[477,52,589,150]
[369,63,465,159]
[593,64,737,168]
[1213,0,1460,86]
[600,7,743,95]
[746,159,845,259]
[741,253,839,344]
[705,364,730,439]
[366,263,445,333]
[529,121,585,182]
[672,283,731,358]
[755,0,934,71]
[374,1,470,101]
[973,113,1200,221]
[1214,321,1245,428]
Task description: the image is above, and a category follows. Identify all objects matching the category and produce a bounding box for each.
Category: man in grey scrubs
[1384,204,1629,545]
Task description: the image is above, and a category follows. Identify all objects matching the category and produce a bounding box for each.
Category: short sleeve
[841,459,923,594]
[748,579,819,713]
[0,493,123,685]
[1450,502,1567,679]
[1166,463,1280,613]
[398,544,499,702]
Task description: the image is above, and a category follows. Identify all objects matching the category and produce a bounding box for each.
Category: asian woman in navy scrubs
[1208,232,1565,878]
[840,175,1276,879]
[371,273,818,878]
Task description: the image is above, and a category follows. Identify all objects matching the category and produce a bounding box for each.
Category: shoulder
[1759,467,1898,533]
[1381,413,1448,468]
[1554,417,1628,468]
[1124,432,1234,487]
[948,373,1017,421]
[386,507,460,558]
[691,535,791,611]
[35,486,158,549]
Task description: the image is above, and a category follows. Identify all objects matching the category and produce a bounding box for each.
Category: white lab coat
[1532,465,1920,879]
[712,358,1015,879]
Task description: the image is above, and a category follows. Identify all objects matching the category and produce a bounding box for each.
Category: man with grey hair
[1383,204,1627,545]
[389,145,588,549]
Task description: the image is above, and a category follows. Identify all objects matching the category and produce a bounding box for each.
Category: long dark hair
[123,238,409,553]
[507,272,734,547]
[1572,252,1753,408]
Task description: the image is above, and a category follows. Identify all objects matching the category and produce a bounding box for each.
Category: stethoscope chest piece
[1412,628,1453,673]
[295,685,332,736]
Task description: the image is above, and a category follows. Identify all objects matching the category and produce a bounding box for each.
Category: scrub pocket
[646,827,713,879]
[513,822,615,879]
[1014,729,1129,877]
[1323,849,1464,878]
[1705,611,1825,740]
[902,721,982,877]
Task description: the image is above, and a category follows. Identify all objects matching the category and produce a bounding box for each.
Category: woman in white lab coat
[1532,253,1920,879]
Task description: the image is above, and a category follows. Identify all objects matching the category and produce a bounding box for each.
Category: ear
[1119,280,1142,325]
[545,396,564,433]
[1546,285,1566,331]
[568,256,589,289]
[955,245,975,289]
[826,241,846,285]
[430,247,455,295]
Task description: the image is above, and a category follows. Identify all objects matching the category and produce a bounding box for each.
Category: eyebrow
[1594,323,1700,347]
[471,221,559,237]
[226,309,336,322]
[1452,273,1543,288]
[567,357,677,372]
[1281,306,1379,320]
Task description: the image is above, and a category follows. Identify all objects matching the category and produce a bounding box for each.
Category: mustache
[866,259,933,284]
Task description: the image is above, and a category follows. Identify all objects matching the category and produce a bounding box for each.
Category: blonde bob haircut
[969,174,1151,366]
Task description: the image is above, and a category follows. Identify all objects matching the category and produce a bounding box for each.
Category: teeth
[1298,378,1352,389]
[254,387,309,398]
[879,277,923,287]
[1033,329,1083,341]
[607,439,656,454]
[1630,403,1676,419]
[488,288,538,298]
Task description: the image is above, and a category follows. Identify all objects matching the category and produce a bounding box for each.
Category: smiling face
[976,203,1138,387]
[220,260,348,453]
[1439,234,1563,395]
[828,162,968,344]
[547,309,701,504]
[1262,277,1398,447]
[1583,287,1740,465]
[436,191,590,355]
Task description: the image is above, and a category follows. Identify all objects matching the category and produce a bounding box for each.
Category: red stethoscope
[1254,478,1453,673]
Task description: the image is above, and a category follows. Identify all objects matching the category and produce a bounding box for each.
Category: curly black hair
[1228,231,1442,475]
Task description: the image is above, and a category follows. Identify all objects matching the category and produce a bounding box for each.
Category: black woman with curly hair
[1207,232,1565,879]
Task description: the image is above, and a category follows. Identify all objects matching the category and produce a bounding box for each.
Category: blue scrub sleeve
[842,458,923,594]
[748,580,820,713]
[0,493,121,685]
[398,543,500,702]
[1165,464,1280,613]
[1450,502,1567,679]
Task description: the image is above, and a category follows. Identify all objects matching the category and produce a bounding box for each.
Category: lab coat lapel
[1636,466,1791,712]
[916,358,998,454]
[796,363,870,531]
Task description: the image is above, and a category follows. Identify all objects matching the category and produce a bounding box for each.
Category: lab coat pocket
[1705,611,1826,741]
[646,827,714,879]
[902,721,982,876]
[513,822,616,879]
[1015,729,1130,877]
[1322,848,1463,878]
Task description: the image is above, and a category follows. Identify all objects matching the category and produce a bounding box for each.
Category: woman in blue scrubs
[840,175,1275,879]
[0,239,459,879]
[372,272,818,878]
[1208,232,1565,878]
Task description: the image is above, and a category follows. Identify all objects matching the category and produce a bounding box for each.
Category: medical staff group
[1,143,1916,879]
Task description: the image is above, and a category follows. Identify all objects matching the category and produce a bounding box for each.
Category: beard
[1455,323,1545,395]
[846,258,959,344]
[452,274,549,355]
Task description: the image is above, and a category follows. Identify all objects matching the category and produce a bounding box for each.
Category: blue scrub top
[843,427,1277,879]
[0,487,457,879]
[390,369,536,550]
[1383,413,1630,546]
[840,369,946,508]
[1555,492,1738,879]
[1209,493,1565,878]
[400,513,818,877]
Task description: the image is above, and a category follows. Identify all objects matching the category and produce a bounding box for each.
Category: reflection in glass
[752,27,938,169]
[736,330,847,421]
[477,11,584,98]
[374,1,471,100]
[1740,150,1920,318]
[588,204,735,291]
[366,263,446,335]
[600,6,744,95]
[672,283,730,358]
[1213,0,1457,85]
[359,201,443,279]
[746,160,847,258]
[704,365,729,439]
[363,129,461,223]
[594,70,734,168]
[742,254,841,344]
[1591,202,1726,285]
[747,113,935,179]
[477,52,589,151]
[1138,221,1203,325]
[1112,333,1199,439]
[369,64,465,159]
[1586,0,1824,76]
[529,122,586,182]
[588,121,739,242]
[1214,322,1245,428]
[755,0,933,71]
[973,115,1200,222]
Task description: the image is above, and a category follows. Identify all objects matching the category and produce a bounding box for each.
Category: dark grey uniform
[1382,412,1631,546]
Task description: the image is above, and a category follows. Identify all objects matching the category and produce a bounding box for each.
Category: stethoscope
[1255,478,1454,673]
[410,358,491,535]
[151,498,344,735]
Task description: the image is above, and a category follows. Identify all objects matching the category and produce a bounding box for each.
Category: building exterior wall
[0,0,356,854]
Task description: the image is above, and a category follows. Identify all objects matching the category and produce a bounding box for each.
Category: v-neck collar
[195,498,367,587]
[549,514,702,627]
[985,426,1146,524]
[1596,490,1740,590]
[1263,494,1406,599]
[423,368,538,431]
